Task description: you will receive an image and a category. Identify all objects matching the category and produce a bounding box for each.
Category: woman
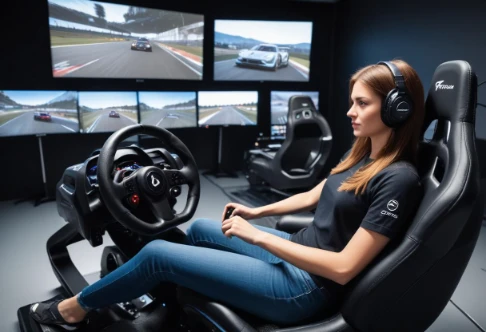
[30,59,425,330]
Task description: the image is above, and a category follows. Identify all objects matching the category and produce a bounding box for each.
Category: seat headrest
[289,95,316,112]
[425,60,477,124]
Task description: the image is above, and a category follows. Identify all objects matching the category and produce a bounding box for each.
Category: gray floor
[0,173,485,332]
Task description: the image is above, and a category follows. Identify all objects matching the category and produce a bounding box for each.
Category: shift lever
[225,207,235,220]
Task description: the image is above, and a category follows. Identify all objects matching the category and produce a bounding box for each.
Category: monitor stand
[14,135,55,207]
[203,127,238,178]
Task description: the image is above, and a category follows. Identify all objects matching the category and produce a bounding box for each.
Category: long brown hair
[330,59,425,195]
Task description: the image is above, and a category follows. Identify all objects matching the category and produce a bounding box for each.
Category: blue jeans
[77,218,332,325]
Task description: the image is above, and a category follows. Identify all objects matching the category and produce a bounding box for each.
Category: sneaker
[29,296,88,331]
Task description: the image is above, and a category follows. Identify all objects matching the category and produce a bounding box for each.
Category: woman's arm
[254,227,390,285]
[254,168,421,285]
[253,179,327,218]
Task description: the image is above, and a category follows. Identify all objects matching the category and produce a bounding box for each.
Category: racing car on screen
[109,111,120,118]
[165,113,179,119]
[33,112,51,122]
[235,44,289,71]
[131,38,152,52]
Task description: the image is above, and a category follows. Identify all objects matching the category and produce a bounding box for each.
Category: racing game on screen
[198,91,258,126]
[139,92,197,129]
[79,92,138,133]
[0,90,78,137]
[47,0,204,80]
[214,20,313,81]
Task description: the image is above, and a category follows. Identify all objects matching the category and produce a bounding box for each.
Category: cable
[479,80,485,109]
[449,299,486,332]
[479,81,486,109]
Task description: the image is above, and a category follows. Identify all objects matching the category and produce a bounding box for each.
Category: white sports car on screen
[235,44,289,71]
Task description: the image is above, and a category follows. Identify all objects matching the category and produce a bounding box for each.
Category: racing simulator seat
[16,60,482,332]
[176,60,484,332]
[246,95,333,191]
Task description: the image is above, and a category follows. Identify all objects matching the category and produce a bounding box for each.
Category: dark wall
[0,0,335,201]
[329,0,486,172]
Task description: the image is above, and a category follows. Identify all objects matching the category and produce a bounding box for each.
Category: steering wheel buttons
[128,194,140,208]
[170,186,181,198]
[124,180,135,193]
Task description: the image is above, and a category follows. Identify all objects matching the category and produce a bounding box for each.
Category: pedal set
[112,294,154,319]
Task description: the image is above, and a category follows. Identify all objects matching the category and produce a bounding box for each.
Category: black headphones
[378,61,414,128]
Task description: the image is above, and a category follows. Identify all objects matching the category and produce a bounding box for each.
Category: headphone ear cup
[382,89,413,128]
[381,88,398,127]
[390,94,413,127]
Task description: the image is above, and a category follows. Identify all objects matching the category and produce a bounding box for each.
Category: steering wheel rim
[97,124,200,236]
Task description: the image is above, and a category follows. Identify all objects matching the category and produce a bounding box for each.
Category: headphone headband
[378,61,406,92]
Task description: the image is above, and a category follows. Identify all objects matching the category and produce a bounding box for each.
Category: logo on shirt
[387,200,399,211]
[381,210,398,218]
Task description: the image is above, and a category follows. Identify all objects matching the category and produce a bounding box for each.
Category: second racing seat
[247,95,333,191]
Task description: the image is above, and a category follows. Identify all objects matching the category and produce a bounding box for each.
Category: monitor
[214,20,313,82]
[198,91,258,126]
[270,124,286,140]
[79,91,138,133]
[139,92,197,129]
[47,0,204,80]
[0,90,78,137]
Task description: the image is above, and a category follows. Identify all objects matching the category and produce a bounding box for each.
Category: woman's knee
[185,218,218,245]
[139,239,168,259]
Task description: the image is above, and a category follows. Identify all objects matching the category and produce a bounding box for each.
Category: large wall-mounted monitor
[214,20,313,82]
[139,92,197,129]
[270,91,319,139]
[47,0,204,80]
[79,91,138,133]
[0,90,78,137]
[198,91,258,126]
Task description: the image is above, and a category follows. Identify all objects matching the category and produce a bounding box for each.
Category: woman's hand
[221,216,264,245]
[221,203,259,222]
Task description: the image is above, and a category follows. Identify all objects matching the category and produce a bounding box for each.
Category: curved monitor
[139,91,197,129]
[47,0,204,80]
[79,91,138,133]
[214,20,313,82]
[0,90,78,137]
[198,91,258,126]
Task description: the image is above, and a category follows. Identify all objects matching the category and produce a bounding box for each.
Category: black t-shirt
[290,151,423,298]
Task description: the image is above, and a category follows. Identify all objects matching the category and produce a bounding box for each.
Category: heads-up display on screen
[214,20,313,82]
[198,91,258,126]
[47,0,204,80]
[79,91,138,133]
[139,92,197,129]
[0,90,79,137]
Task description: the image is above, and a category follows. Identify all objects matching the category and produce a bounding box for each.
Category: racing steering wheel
[97,124,200,236]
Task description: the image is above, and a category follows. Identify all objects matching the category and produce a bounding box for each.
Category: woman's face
[347,80,390,138]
